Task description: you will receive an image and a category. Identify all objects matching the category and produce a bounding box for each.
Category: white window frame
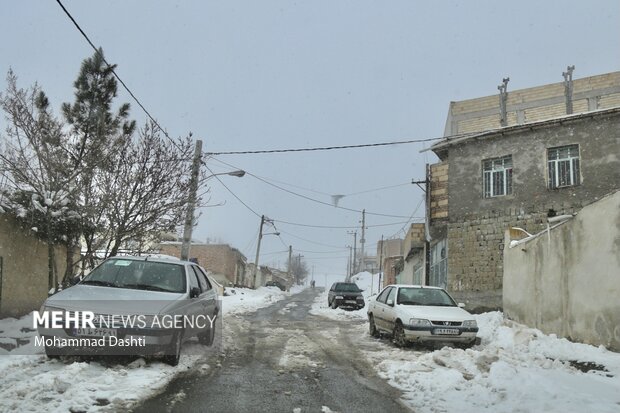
[547,145,580,189]
[482,155,513,198]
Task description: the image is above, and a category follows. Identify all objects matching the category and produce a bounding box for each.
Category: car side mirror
[70,275,81,286]
[190,287,201,298]
[458,302,466,308]
[386,299,394,306]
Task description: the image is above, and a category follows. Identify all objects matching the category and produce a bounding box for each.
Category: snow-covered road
[310,273,620,413]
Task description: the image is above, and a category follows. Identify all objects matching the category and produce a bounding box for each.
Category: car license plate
[345,300,357,304]
[434,328,459,335]
[74,327,117,338]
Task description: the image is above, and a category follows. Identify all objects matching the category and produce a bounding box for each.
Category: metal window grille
[483,155,513,198]
[548,145,580,189]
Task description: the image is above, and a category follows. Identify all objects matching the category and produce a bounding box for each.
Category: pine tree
[61,48,136,273]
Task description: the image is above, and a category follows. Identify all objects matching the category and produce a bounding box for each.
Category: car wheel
[164,330,183,366]
[393,321,408,348]
[369,315,380,338]
[331,300,338,309]
[198,322,216,346]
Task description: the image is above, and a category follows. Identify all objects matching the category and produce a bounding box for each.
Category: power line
[54,0,185,153]
[249,173,412,219]
[202,162,262,218]
[211,157,417,198]
[278,229,349,250]
[205,137,442,156]
[274,218,420,229]
[210,156,417,218]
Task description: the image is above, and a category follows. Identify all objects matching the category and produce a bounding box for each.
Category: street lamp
[180,168,245,261]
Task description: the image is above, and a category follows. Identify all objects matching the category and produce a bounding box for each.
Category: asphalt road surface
[133,288,412,413]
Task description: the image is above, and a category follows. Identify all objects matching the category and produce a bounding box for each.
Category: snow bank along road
[133,287,411,413]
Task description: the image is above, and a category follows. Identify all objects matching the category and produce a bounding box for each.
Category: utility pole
[297,254,302,284]
[288,245,292,284]
[181,139,203,261]
[346,231,357,280]
[378,235,384,292]
[347,245,352,278]
[360,209,366,273]
[424,164,431,286]
[252,215,266,288]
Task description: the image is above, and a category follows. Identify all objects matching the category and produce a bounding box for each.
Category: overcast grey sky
[2,1,619,281]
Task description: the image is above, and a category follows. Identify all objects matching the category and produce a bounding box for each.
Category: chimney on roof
[563,65,575,114]
[498,77,510,127]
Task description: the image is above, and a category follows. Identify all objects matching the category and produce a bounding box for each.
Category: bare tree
[99,121,196,257]
[288,256,309,285]
[0,70,81,292]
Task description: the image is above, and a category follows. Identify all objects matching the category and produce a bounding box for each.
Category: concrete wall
[445,71,620,135]
[503,191,620,351]
[443,110,620,311]
[0,214,69,317]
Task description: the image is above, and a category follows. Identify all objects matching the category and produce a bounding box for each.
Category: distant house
[158,242,247,287]
[398,223,425,285]
[376,238,404,288]
[0,213,70,317]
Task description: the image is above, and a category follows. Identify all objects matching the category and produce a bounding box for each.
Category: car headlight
[409,318,431,327]
[335,295,344,299]
[463,320,477,328]
[356,296,364,300]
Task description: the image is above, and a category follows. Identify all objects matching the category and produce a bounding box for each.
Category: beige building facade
[444,71,620,136]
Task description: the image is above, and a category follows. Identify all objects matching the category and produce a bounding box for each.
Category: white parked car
[367,284,479,348]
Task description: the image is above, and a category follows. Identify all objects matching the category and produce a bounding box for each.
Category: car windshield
[81,259,186,294]
[335,283,361,292]
[397,287,456,307]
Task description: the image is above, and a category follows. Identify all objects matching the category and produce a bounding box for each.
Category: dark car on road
[328,282,365,310]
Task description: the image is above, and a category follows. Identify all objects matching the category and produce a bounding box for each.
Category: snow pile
[222,286,289,315]
[309,271,377,321]
[365,311,620,413]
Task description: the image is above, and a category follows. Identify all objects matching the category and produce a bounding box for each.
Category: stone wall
[503,191,620,351]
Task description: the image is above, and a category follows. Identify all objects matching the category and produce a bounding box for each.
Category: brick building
[158,242,246,287]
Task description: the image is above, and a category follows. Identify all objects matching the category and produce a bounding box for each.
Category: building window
[483,155,513,198]
[548,145,580,189]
